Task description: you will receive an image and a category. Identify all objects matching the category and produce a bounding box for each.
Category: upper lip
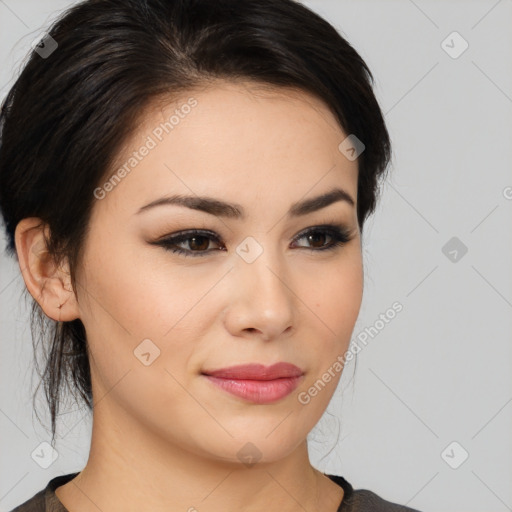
[202,362,304,380]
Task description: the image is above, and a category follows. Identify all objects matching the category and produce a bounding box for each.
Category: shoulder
[326,474,422,512]
[341,488,423,512]
[8,472,79,512]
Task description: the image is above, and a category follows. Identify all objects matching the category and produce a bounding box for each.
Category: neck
[55,401,344,512]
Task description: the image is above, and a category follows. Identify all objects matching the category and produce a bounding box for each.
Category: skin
[15,80,363,512]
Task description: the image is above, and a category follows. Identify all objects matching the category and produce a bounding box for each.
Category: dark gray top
[10,471,422,511]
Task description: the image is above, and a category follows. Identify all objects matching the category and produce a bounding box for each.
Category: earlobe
[14,218,80,322]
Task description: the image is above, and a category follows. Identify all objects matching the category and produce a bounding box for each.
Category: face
[75,80,363,463]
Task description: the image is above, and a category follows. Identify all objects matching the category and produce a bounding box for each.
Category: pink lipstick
[202,362,304,404]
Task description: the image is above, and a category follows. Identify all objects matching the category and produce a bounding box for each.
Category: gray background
[1,1,511,511]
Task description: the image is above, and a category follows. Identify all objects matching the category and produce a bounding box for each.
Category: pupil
[309,233,326,247]
[190,236,209,251]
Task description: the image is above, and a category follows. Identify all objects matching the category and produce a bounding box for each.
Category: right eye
[151,229,225,257]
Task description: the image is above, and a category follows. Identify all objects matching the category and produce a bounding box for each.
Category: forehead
[96,80,358,218]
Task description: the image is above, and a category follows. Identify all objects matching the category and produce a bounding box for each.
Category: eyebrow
[135,187,355,219]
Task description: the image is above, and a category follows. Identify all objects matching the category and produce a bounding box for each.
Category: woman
[0,0,423,510]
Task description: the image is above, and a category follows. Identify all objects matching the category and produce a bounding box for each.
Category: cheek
[301,250,363,343]
[76,247,210,423]
[293,249,363,400]
[79,228,220,341]
[75,230,215,391]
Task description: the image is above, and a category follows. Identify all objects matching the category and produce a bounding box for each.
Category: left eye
[291,225,353,251]
[152,225,352,257]
[293,229,337,249]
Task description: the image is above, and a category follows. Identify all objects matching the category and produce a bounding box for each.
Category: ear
[14,218,80,322]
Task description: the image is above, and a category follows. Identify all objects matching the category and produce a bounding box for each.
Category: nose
[223,244,296,341]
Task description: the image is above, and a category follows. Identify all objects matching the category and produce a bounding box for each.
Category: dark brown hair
[0,0,391,444]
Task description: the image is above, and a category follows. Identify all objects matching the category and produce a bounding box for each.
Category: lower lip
[203,375,304,404]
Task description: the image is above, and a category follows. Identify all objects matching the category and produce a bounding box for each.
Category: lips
[201,362,305,404]
[201,362,304,380]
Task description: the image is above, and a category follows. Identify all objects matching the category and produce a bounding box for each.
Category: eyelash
[151,224,354,258]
